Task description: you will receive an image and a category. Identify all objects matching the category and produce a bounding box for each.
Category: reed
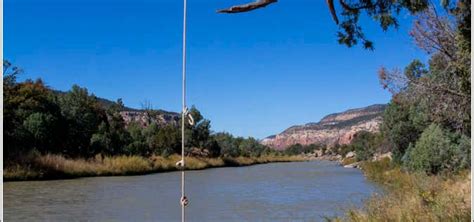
[4,153,306,181]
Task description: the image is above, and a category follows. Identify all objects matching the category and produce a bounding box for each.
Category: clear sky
[5,0,428,139]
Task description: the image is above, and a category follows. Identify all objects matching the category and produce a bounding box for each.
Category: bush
[351,131,382,161]
[214,132,272,157]
[381,102,428,162]
[345,159,471,221]
[284,143,320,155]
[403,124,470,174]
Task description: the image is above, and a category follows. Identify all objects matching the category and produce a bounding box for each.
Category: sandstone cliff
[120,110,179,128]
[95,96,180,128]
[261,104,386,150]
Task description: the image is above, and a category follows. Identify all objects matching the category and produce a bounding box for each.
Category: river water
[4,161,379,221]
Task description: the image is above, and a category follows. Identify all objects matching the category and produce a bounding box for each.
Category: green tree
[22,112,58,153]
[125,122,150,156]
[58,85,106,156]
[333,0,470,50]
[3,62,65,158]
[90,105,132,156]
[238,137,266,157]
[204,137,222,157]
[214,132,241,157]
[351,131,382,161]
[149,124,181,156]
[379,7,470,135]
[381,102,427,161]
[92,99,132,155]
[404,123,469,174]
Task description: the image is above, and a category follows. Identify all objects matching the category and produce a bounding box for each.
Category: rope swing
[176,1,277,221]
[177,0,189,221]
[177,1,338,221]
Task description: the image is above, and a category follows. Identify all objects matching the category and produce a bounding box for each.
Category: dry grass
[333,158,471,222]
[4,153,306,181]
[3,164,41,180]
[341,157,357,166]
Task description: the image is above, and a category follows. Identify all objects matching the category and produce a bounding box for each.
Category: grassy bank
[334,158,470,221]
[4,154,306,181]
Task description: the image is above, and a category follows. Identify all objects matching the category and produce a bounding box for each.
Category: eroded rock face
[120,111,179,128]
[261,104,386,150]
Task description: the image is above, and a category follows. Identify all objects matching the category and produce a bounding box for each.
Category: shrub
[352,131,382,161]
[344,162,471,221]
[403,124,470,174]
[381,102,428,162]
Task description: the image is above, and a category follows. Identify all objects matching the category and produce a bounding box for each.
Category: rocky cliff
[54,90,180,128]
[261,104,387,150]
[95,96,180,128]
[120,110,179,128]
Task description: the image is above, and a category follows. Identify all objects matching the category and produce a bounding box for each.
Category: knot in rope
[176,159,185,169]
[180,196,189,207]
[182,107,195,126]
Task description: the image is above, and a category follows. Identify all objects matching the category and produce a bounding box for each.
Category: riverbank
[4,154,307,181]
[335,158,471,221]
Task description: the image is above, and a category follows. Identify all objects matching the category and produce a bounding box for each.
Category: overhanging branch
[217,0,278,13]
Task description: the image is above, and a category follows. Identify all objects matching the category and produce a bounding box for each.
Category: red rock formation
[261,104,386,150]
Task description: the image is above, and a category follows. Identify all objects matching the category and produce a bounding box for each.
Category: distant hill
[261,104,387,150]
[96,96,180,128]
[55,90,180,128]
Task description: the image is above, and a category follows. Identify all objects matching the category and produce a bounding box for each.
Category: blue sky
[5,0,428,139]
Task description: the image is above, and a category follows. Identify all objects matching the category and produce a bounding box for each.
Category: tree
[404,123,469,174]
[125,122,150,156]
[58,85,106,156]
[375,5,470,170]
[214,132,241,157]
[381,102,429,161]
[351,131,382,161]
[238,137,266,157]
[22,112,58,153]
[218,1,470,50]
[149,124,181,156]
[379,7,470,134]
[90,100,132,155]
[182,106,213,153]
[3,62,65,158]
[204,138,222,157]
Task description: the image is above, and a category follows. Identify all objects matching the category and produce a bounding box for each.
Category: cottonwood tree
[378,7,470,134]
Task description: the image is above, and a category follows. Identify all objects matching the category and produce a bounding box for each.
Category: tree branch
[217,0,277,13]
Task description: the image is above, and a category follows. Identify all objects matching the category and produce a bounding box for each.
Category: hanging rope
[178,0,188,221]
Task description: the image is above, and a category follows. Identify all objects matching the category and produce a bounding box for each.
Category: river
[4,161,379,221]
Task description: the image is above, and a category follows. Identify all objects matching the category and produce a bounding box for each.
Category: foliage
[147,124,181,156]
[380,102,428,161]
[124,122,150,156]
[351,131,382,161]
[329,0,469,50]
[58,85,107,156]
[332,144,353,157]
[376,4,470,173]
[213,132,272,157]
[284,143,321,156]
[183,106,215,154]
[403,123,470,174]
[3,68,65,157]
[379,6,470,132]
[3,61,277,162]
